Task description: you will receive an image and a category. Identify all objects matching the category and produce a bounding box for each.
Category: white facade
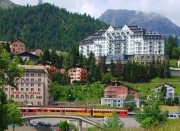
[155,83,175,99]
[79,25,165,58]
[101,97,140,108]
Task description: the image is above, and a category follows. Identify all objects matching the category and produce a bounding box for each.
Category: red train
[19,106,128,117]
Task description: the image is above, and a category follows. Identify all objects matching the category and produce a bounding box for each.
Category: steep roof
[154,83,176,88]
[105,81,139,92]
[10,39,26,45]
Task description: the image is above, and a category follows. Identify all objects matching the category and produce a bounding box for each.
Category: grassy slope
[56,77,180,102]
[124,76,180,97]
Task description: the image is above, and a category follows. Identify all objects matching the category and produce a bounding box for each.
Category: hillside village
[1,1,180,130]
[0,24,180,109]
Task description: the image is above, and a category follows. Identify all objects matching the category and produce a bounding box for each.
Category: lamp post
[68,95,71,106]
[178,96,180,116]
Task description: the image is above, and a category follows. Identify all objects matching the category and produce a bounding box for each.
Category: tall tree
[99,56,106,74]
[50,49,59,66]
[109,59,115,76]
[94,65,102,82]
[0,47,24,87]
[87,52,96,72]
[114,59,122,78]
[165,35,179,58]
[0,47,23,131]
[41,49,50,64]
[78,54,84,67]
[67,45,79,67]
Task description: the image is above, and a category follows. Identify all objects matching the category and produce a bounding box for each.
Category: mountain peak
[99,9,180,37]
[0,0,18,9]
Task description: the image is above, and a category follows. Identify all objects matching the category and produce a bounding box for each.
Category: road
[6,117,139,131]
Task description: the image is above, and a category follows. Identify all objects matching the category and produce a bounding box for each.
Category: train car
[92,108,128,117]
[19,106,92,116]
[19,106,128,117]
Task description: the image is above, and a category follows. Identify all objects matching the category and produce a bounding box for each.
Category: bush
[165,98,174,106]
[136,95,168,128]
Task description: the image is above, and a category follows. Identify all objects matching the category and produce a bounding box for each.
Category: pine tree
[94,65,102,82]
[99,56,106,74]
[109,59,115,76]
[41,49,50,64]
[115,59,122,77]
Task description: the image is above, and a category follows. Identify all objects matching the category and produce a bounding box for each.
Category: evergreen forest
[0,3,107,51]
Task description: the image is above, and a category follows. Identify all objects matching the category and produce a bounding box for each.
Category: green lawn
[169,59,178,67]
[54,77,180,102]
[124,77,180,97]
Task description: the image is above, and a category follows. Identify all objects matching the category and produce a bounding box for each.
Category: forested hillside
[0,3,107,50]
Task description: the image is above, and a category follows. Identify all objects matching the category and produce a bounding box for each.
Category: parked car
[37,122,47,127]
[30,121,38,127]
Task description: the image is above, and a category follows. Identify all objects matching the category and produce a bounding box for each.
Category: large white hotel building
[79,25,166,64]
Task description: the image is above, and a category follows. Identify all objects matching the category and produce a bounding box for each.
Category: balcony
[106,89,117,92]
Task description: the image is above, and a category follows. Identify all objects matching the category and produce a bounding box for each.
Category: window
[11,94,14,98]
[31,88,34,91]
[21,83,24,87]
[26,78,29,82]
[21,88,24,91]
[38,79,41,82]
[5,88,8,91]
[31,78,34,82]
[25,95,29,99]
[31,83,34,87]
[38,74,41,77]
[11,88,14,91]
[31,74,34,77]
[38,102,41,105]
[30,95,34,99]
[26,74,29,77]
[26,88,29,91]
[38,88,41,91]
[21,95,24,99]
[16,94,19,99]
[38,84,41,87]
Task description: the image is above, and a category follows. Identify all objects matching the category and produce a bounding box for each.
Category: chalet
[10,39,26,54]
[101,82,139,108]
[17,52,39,63]
[67,66,87,84]
[104,82,139,99]
[32,48,43,56]
[154,83,175,99]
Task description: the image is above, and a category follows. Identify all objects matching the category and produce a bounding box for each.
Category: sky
[10,0,180,26]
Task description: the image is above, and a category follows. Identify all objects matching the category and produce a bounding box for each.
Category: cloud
[10,0,180,26]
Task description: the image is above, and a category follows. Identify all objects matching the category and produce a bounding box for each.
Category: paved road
[6,117,139,131]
